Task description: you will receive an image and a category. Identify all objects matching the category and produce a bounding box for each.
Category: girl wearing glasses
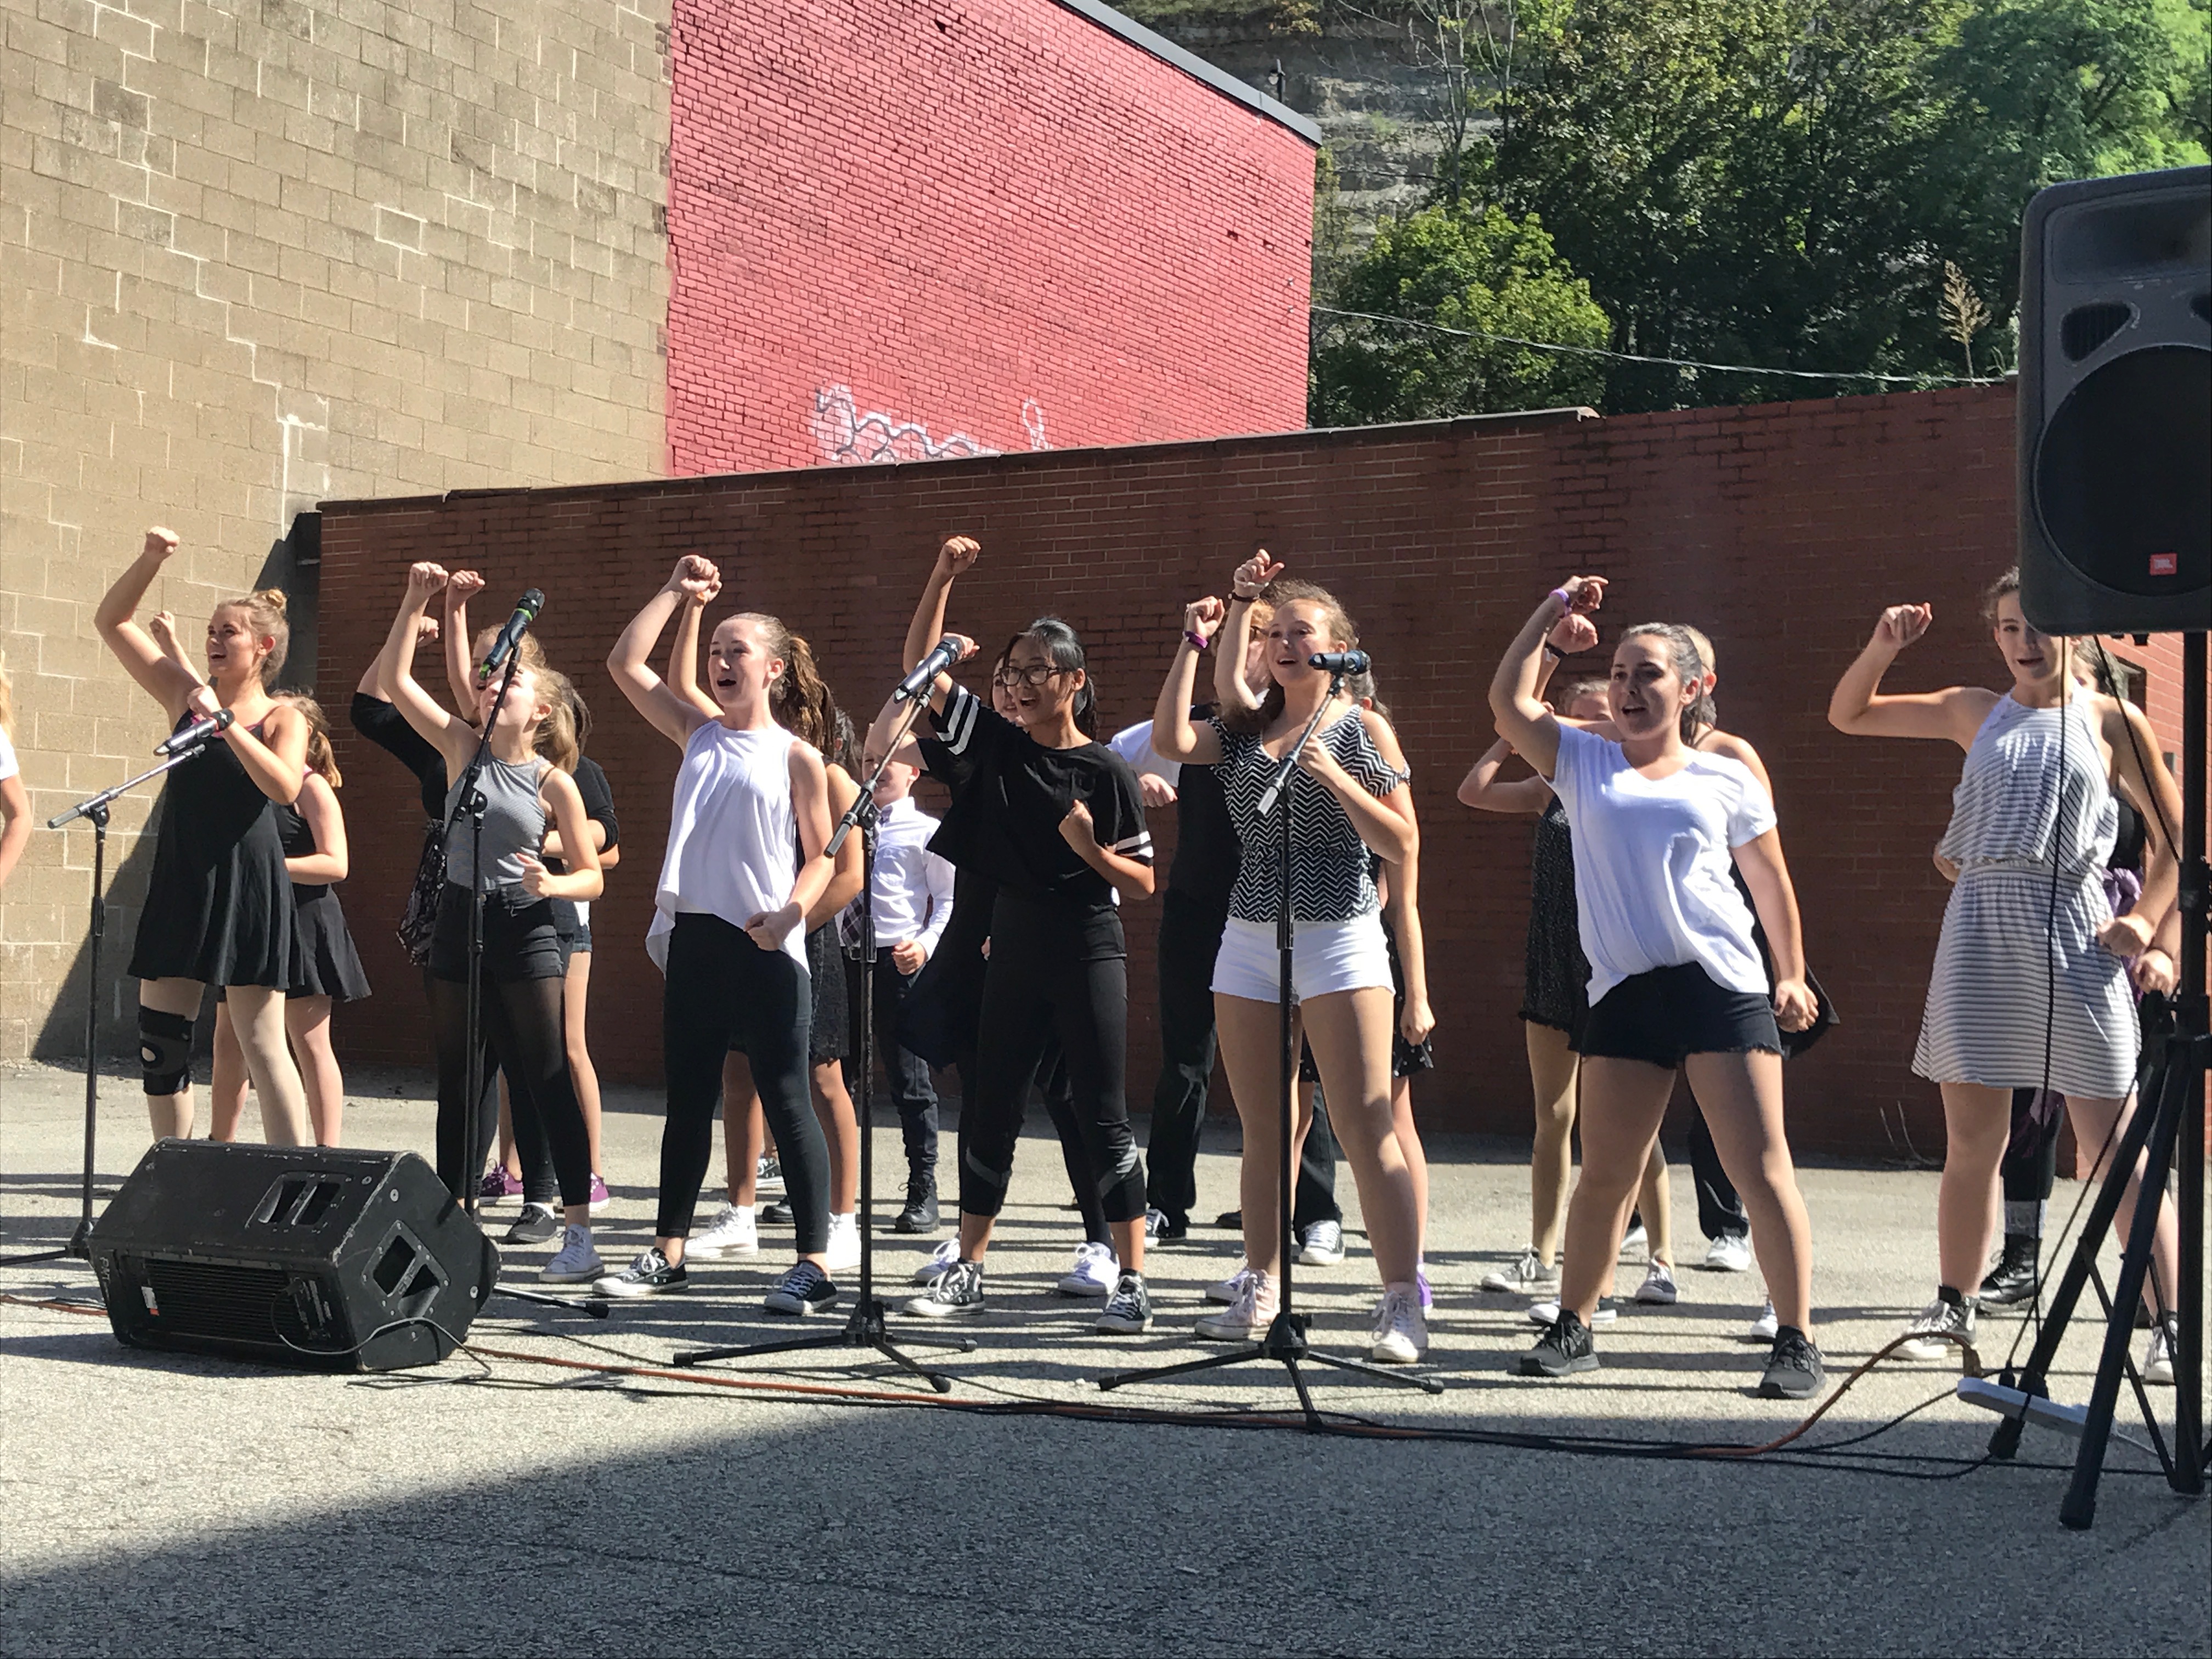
[884,538,1158,1337]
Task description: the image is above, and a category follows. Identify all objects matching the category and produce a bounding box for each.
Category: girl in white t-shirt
[1490,575,1824,1400]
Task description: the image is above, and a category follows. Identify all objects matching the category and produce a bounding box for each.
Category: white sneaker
[1206,1262,1255,1305]
[1369,1285,1428,1364]
[1702,1233,1754,1273]
[1195,1269,1277,1340]
[687,1203,759,1261]
[541,1224,605,1284]
[1056,1241,1119,1298]
[1620,1222,1648,1261]
[1527,1299,1617,1327]
[1896,1294,1977,1361]
[1635,1262,1679,1305]
[823,1212,861,1272]
[2145,1317,2177,1386]
[911,1238,960,1284]
[1749,1300,1779,1341]
[1480,1248,1561,1296]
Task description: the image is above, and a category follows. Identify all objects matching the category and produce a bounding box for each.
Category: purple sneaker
[478,1169,523,1203]
[588,1173,611,1215]
[1417,1267,1433,1311]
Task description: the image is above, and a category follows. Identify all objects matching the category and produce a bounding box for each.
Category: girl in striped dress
[1827,569,2182,1373]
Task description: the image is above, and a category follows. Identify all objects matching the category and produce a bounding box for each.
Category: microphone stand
[2,746,216,1268]
[1099,665,1441,1424]
[676,685,974,1389]
[449,645,605,1319]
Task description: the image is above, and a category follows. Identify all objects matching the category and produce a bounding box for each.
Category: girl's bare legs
[138,978,203,1139]
[209,1000,250,1141]
[495,1082,521,1182]
[224,984,310,1146]
[1936,1082,2012,1295]
[1217,993,1312,1284]
[1683,1050,1813,1331]
[1304,988,1420,1286]
[1556,1057,1675,1321]
[814,1058,859,1214]
[2066,1091,2182,1315]
[1638,1144,1674,1269]
[286,995,342,1146]
[565,950,605,1180]
[1525,1022,1578,1263]
[722,1052,764,1206]
[1390,1075,1429,1265]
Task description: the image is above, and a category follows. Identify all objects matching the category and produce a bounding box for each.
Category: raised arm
[1490,578,1605,780]
[1153,597,1227,764]
[1214,551,1283,713]
[287,772,349,884]
[94,528,199,720]
[1456,737,1555,814]
[1731,828,1815,1031]
[357,612,436,702]
[441,570,487,713]
[903,537,980,715]
[375,562,476,774]
[666,581,721,720]
[606,556,720,748]
[1826,606,1993,747]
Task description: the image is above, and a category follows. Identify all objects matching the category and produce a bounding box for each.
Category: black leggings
[957,1040,1112,1248]
[958,898,1147,1226]
[429,973,592,1210]
[661,913,830,1252]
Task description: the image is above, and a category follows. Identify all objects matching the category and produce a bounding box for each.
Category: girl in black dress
[880,537,1158,1336]
[375,561,606,1283]
[94,527,312,1144]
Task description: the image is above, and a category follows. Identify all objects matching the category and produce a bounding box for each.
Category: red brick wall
[663,0,1314,475]
[317,383,2198,1159]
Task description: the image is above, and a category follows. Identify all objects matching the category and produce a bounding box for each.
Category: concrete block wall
[663,0,1317,474]
[312,383,2203,1161]
[1,0,674,1056]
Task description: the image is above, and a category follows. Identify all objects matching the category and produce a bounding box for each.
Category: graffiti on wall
[811,385,1051,465]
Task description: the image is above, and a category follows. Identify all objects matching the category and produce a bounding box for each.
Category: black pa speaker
[89,1141,497,1372]
[2017,166,2210,635]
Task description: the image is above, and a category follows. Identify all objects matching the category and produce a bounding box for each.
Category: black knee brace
[138,1007,195,1095]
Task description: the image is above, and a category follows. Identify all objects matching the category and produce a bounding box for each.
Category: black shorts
[429,883,567,984]
[1579,962,1780,1069]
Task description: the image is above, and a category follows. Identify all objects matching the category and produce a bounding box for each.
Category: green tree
[1311,203,1612,422]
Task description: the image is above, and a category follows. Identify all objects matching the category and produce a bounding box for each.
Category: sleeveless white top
[647,720,806,973]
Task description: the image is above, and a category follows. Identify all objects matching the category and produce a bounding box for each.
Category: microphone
[155,708,234,755]
[476,589,546,686]
[1308,650,1370,676]
[893,635,962,703]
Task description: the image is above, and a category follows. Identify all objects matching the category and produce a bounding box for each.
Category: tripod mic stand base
[674,1297,977,1393]
[493,1284,611,1318]
[1097,1308,1446,1420]
[0,1217,94,1269]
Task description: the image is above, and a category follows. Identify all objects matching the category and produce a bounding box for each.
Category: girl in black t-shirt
[879,537,1158,1336]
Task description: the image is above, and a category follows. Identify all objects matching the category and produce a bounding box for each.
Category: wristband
[1184,629,1212,652]
[1541,642,1564,662]
[1549,585,1574,611]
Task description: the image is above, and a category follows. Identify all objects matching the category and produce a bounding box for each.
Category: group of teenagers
[77,526,2189,1402]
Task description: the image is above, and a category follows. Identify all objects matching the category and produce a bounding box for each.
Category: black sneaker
[760,1200,794,1226]
[1978,1235,2040,1306]
[755,1156,786,1198]
[1758,1327,1827,1400]
[893,1171,940,1235]
[597,1246,689,1297]
[1144,1207,1188,1244]
[1214,1209,1242,1230]
[763,1260,838,1317]
[1520,1310,1599,1378]
[905,1259,985,1319]
[1095,1272,1153,1334]
[504,1202,558,1245]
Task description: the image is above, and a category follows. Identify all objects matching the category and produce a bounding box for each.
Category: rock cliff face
[1126,4,1462,264]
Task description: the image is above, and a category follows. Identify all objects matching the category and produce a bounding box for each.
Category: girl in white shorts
[1150,556,1425,1364]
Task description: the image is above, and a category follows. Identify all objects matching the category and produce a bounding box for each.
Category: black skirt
[290,887,371,1002]
[806,924,851,1063]
[129,717,297,989]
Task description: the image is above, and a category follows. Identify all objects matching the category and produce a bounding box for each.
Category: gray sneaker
[1481,1248,1560,1296]
[1897,1293,1977,1361]
[906,1259,985,1319]
[1094,1273,1153,1335]
[1759,1329,1826,1400]
[1298,1218,1346,1266]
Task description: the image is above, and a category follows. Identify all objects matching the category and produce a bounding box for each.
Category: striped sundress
[1912,693,2137,1099]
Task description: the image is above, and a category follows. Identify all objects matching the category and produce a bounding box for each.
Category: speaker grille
[144,1259,289,1344]
[2061,302,2132,361]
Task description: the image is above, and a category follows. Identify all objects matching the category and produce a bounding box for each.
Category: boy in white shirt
[863,736,957,1232]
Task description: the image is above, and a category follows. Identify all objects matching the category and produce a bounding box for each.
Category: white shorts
[1210,913,1392,1003]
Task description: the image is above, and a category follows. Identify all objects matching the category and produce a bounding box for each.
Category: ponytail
[283,693,342,789]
